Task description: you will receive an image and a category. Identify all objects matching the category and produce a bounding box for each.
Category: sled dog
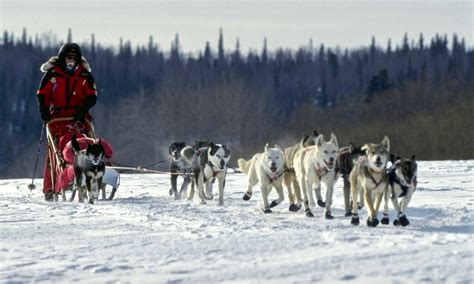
[182,142,230,205]
[168,142,192,200]
[337,143,366,217]
[349,136,390,227]
[387,154,418,226]
[70,133,106,204]
[239,144,286,213]
[293,133,339,218]
[283,130,319,212]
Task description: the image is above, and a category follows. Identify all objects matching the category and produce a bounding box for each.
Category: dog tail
[237,158,251,175]
[181,146,195,164]
[71,133,81,154]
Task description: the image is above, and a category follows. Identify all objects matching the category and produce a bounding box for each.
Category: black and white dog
[182,142,231,206]
[168,142,192,200]
[70,134,106,204]
[386,154,418,226]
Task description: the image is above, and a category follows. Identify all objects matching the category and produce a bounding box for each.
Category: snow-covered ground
[1,160,473,283]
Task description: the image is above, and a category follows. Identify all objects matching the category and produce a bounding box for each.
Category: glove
[73,109,86,122]
[40,107,51,122]
[74,96,97,122]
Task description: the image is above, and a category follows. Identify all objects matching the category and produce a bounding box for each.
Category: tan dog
[293,133,339,218]
[283,131,318,212]
[349,136,390,227]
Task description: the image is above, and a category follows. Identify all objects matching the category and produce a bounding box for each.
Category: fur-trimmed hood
[40,56,91,73]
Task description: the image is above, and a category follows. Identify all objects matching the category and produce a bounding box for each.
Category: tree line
[0,29,473,178]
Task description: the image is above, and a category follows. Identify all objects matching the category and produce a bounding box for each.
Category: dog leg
[170,172,179,199]
[187,181,195,201]
[218,177,225,206]
[204,179,214,200]
[324,183,334,219]
[284,172,294,206]
[365,190,379,227]
[86,177,94,204]
[381,189,390,225]
[61,188,66,202]
[292,177,303,211]
[314,180,325,208]
[270,183,285,209]
[306,180,316,208]
[261,185,272,213]
[350,176,360,225]
[178,177,190,199]
[343,177,352,217]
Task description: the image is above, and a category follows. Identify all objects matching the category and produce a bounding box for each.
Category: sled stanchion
[28,123,46,191]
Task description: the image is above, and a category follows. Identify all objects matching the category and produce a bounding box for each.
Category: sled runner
[45,117,120,201]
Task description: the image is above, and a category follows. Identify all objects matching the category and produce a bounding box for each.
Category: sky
[1,0,473,53]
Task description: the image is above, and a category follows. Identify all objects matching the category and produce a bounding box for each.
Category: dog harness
[206,161,222,177]
[314,163,339,181]
[265,169,284,183]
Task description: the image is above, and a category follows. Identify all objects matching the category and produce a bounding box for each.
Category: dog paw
[305,209,314,218]
[242,192,252,201]
[381,216,390,225]
[200,200,207,205]
[358,203,363,210]
[317,199,326,208]
[270,200,279,208]
[393,219,401,226]
[345,210,352,217]
[367,217,379,227]
[325,211,334,220]
[204,192,214,200]
[399,214,410,226]
[289,204,301,212]
[351,216,360,226]
[263,208,272,214]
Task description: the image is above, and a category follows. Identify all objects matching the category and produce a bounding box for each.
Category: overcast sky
[1,0,472,53]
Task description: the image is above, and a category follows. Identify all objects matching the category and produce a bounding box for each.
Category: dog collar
[265,169,284,183]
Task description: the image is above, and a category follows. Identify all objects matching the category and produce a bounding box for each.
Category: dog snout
[271,161,276,168]
[329,157,335,163]
[220,159,225,168]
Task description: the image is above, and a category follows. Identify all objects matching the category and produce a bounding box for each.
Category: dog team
[66,132,417,227]
[163,132,417,228]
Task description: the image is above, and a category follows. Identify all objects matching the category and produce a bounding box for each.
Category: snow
[1,160,473,283]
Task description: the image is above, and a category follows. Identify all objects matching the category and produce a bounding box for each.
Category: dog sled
[46,117,120,202]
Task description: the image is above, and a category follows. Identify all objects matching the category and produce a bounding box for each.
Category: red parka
[37,57,97,121]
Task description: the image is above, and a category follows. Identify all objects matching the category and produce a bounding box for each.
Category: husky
[386,154,418,226]
[283,130,319,212]
[239,144,286,213]
[168,142,192,200]
[349,136,390,227]
[181,142,231,205]
[70,133,106,204]
[293,133,339,218]
[337,143,366,217]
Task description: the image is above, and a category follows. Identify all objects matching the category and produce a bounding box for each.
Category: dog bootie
[263,208,272,214]
[367,217,379,227]
[398,214,410,226]
[317,199,326,208]
[381,214,390,225]
[351,215,360,225]
[289,204,301,212]
[325,211,334,219]
[345,210,352,217]
[44,191,54,201]
[242,191,252,201]
[270,200,279,208]
[305,209,315,218]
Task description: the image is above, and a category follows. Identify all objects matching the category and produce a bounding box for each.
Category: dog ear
[223,145,231,157]
[381,136,390,152]
[264,143,269,152]
[274,144,282,151]
[316,134,325,146]
[329,133,338,147]
[361,144,369,153]
[313,130,319,137]
[349,142,356,152]
[411,154,416,161]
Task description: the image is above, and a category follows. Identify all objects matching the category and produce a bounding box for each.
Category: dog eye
[332,150,336,154]
[324,150,328,154]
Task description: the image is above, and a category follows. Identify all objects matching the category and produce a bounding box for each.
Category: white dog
[239,144,286,213]
[293,133,339,218]
[349,136,390,227]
